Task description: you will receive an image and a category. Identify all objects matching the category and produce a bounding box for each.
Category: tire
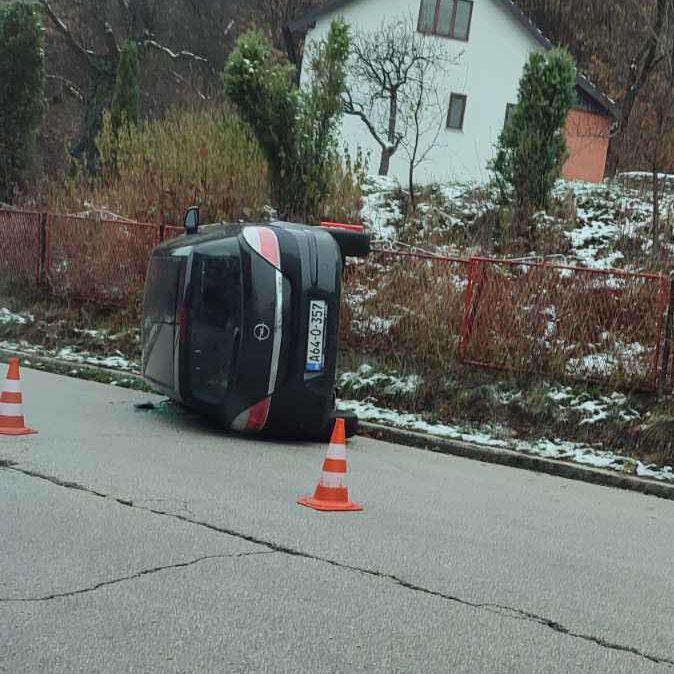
[321,228,371,259]
[330,408,359,438]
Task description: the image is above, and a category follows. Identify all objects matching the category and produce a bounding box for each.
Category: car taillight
[242,227,281,269]
[231,397,271,432]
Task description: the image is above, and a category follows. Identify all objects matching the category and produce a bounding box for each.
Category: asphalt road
[1,368,674,673]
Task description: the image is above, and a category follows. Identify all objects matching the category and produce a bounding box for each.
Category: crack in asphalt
[0,551,274,603]
[4,464,674,668]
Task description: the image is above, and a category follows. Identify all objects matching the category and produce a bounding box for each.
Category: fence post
[657,272,674,397]
[38,212,48,286]
[460,258,487,360]
[158,212,167,244]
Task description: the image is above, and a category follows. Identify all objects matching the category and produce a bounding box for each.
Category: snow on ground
[341,398,673,483]
[339,364,422,398]
[620,171,674,182]
[349,316,397,336]
[0,340,139,372]
[544,386,641,425]
[0,308,34,325]
[55,346,137,371]
[566,341,649,379]
[359,174,674,272]
[360,175,402,240]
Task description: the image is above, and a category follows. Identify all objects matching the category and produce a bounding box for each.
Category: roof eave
[287,0,351,33]
[287,0,617,118]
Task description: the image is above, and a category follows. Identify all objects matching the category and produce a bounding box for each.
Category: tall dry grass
[45,104,270,225]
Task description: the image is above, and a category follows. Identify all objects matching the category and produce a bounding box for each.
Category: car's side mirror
[184,206,200,235]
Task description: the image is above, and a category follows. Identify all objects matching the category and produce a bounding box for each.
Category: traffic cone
[298,418,362,512]
[0,358,37,436]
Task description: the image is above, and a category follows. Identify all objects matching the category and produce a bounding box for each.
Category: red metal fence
[46,215,162,304]
[0,209,177,305]
[459,258,670,391]
[2,208,673,391]
[343,249,674,392]
[341,250,470,370]
[0,210,44,284]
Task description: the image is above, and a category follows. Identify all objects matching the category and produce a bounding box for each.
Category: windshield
[188,243,242,405]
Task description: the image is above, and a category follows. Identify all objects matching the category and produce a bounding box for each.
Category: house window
[447,93,467,130]
[418,0,474,41]
[504,103,517,128]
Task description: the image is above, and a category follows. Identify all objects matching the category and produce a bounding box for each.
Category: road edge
[2,347,673,501]
[360,421,674,502]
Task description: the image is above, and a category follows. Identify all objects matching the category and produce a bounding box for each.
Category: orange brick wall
[562,108,612,183]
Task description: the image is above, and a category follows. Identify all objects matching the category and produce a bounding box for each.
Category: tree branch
[46,74,85,102]
[343,91,387,150]
[170,69,208,101]
[38,0,95,67]
[143,39,215,75]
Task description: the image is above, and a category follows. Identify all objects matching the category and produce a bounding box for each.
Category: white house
[288,0,615,185]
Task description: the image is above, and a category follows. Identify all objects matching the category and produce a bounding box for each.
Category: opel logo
[254,323,271,342]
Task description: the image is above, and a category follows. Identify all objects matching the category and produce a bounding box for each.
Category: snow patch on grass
[0,339,139,372]
[360,175,402,240]
[342,398,673,483]
[55,346,137,371]
[350,315,397,336]
[0,308,34,325]
[339,365,422,398]
[359,174,674,272]
[545,386,641,425]
[567,341,648,378]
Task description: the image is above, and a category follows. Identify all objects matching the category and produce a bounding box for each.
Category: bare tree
[38,0,222,168]
[344,18,453,177]
[644,41,674,260]
[608,0,674,172]
[400,55,447,207]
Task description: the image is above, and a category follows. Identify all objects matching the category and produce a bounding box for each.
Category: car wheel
[330,408,359,438]
[322,228,371,259]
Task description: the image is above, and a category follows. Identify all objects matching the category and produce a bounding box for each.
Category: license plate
[306,300,327,372]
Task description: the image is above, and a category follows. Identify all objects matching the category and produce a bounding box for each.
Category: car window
[189,249,242,405]
[144,256,181,324]
[193,255,241,329]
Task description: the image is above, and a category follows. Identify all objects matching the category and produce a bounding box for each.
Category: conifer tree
[110,40,140,134]
[491,48,576,238]
[0,1,45,202]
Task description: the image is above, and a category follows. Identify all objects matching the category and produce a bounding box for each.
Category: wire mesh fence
[2,208,673,391]
[342,249,674,392]
[341,250,470,371]
[459,259,670,391]
[163,225,185,241]
[0,209,43,284]
[46,215,161,305]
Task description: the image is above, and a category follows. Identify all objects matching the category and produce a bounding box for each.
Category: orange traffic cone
[298,418,362,512]
[0,358,37,436]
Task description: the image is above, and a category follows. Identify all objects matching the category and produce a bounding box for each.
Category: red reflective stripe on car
[242,227,281,270]
[257,227,281,268]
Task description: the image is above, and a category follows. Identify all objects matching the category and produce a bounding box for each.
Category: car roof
[155,221,317,258]
[155,222,244,256]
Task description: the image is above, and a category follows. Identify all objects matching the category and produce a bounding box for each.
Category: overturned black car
[141,208,369,440]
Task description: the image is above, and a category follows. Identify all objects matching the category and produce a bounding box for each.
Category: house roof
[287,0,617,117]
